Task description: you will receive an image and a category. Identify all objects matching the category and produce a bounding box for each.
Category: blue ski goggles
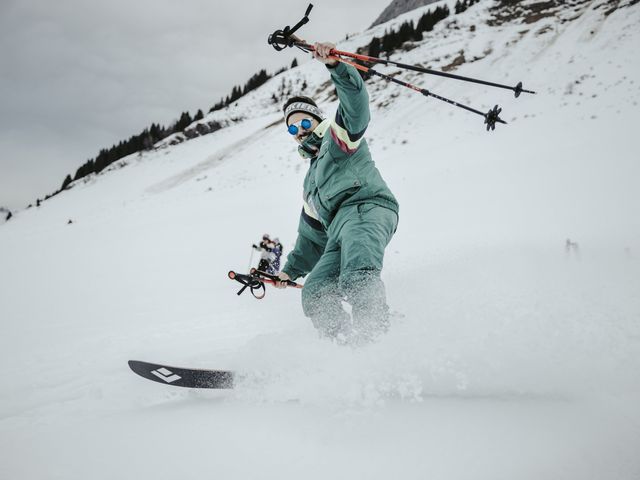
[287,118,313,135]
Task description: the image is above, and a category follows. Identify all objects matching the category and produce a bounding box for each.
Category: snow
[1,1,640,478]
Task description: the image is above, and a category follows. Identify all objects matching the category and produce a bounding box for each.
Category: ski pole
[300,46,506,131]
[228,269,303,300]
[267,5,535,98]
[294,42,536,98]
[228,270,266,299]
[267,3,524,130]
[250,268,303,289]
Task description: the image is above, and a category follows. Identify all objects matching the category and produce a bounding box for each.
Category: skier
[268,238,283,275]
[253,234,275,272]
[276,41,399,344]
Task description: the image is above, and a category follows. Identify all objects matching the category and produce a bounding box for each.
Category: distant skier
[253,234,275,272]
[276,41,399,344]
[268,238,283,275]
[565,238,580,259]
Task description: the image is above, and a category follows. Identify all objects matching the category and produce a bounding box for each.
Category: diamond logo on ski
[151,367,182,383]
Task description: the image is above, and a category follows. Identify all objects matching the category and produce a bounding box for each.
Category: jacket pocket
[317,177,361,221]
[320,160,361,198]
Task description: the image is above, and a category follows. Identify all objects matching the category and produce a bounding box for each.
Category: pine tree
[368,37,381,59]
[174,111,193,132]
[382,29,394,52]
[142,130,154,150]
[150,123,162,141]
[398,20,415,44]
[291,58,298,68]
[61,175,72,190]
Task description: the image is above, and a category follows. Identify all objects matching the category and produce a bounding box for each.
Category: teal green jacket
[282,62,399,281]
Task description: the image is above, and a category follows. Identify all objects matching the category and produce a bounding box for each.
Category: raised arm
[328,62,370,143]
[313,42,370,154]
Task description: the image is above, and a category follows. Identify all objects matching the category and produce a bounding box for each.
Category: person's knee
[340,268,381,298]
[301,281,350,337]
[301,278,335,317]
[301,286,319,317]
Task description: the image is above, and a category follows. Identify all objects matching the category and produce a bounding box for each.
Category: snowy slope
[1,1,640,479]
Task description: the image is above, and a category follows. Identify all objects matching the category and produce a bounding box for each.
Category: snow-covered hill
[1,1,640,479]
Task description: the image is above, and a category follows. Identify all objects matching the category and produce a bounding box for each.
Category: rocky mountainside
[371,0,439,27]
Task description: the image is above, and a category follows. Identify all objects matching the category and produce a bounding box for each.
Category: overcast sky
[0,0,391,211]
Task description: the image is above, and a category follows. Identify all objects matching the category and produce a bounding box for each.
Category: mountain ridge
[370,0,439,27]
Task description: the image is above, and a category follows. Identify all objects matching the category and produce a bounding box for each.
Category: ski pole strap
[268,4,313,51]
[228,270,266,299]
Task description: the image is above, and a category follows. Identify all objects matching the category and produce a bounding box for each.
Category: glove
[274,272,290,289]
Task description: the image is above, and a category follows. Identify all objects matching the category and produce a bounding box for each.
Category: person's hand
[313,42,338,66]
[274,272,290,289]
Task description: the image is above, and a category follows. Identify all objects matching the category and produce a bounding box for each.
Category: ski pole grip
[286,279,303,289]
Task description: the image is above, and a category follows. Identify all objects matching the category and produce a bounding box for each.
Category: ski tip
[128,360,235,389]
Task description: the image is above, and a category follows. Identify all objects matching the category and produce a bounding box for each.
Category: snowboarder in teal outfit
[276,41,399,344]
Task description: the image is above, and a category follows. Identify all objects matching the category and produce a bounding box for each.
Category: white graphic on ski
[151,367,182,383]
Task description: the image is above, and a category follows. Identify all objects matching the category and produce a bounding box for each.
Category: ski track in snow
[1,1,640,479]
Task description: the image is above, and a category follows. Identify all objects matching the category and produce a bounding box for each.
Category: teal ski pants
[301,203,398,341]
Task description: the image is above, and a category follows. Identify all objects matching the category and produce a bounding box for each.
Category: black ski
[128,360,234,389]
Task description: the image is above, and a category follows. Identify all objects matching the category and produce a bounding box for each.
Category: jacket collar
[298,118,331,160]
